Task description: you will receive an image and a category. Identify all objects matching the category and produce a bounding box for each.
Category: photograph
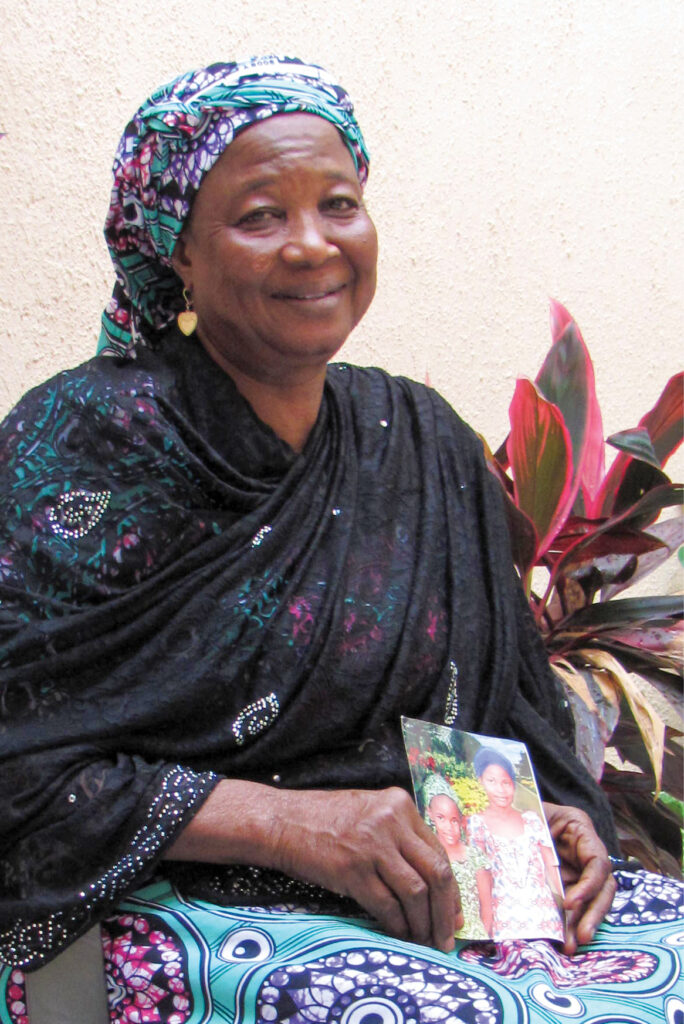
[403,717,565,942]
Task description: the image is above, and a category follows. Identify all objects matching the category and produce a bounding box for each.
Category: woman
[0,57,681,1024]
[468,749,564,941]
[422,774,493,939]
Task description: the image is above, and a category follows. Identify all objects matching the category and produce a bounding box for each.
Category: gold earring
[177,288,198,336]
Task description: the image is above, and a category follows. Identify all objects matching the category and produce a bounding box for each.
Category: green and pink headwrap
[421,773,463,830]
[100,56,370,357]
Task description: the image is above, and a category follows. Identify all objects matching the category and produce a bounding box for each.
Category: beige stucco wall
[2,1,683,508]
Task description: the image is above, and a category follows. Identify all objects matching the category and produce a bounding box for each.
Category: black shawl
[0,330,617,968]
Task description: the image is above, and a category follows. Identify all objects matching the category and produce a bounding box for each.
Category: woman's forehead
[206,114,357,186]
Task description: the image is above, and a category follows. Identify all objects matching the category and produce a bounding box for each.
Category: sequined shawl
[0,332,617,968]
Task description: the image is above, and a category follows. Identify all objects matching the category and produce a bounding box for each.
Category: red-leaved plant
[483,300,683,873]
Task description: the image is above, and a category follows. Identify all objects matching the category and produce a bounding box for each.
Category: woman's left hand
[542,802,617,955]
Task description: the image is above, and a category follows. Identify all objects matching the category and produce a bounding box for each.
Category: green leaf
[607,427,661,469]
[560,594,682,630]
[658,790,684,823]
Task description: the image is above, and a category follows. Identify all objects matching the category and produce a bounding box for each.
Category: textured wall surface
[2,1,682,503]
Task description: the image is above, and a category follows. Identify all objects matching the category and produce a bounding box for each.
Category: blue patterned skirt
[2,870,683,1023]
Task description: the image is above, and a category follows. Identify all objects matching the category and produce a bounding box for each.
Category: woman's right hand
[274,786,462,951]
[165,780,462,952]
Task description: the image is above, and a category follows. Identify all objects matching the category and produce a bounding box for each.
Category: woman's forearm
[163,778,287,867]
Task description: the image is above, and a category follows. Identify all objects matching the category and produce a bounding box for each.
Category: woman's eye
[325,196,359,213]
[236,209,282,227]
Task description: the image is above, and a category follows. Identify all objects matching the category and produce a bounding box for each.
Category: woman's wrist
[162,778,292,868]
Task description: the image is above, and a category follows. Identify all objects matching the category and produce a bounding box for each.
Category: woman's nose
[281,214,338,265]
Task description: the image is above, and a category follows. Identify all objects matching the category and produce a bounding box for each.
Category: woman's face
[172,113,378,384]
[429,794,462,847]
[480,763,515,808]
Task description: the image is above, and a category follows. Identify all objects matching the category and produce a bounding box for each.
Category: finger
[348,871,411,942]
[429,870,461,953]
[401,832,462,951]
[559,863,581,885]
[563,869,616,953]
[563,849,612,912]
[572,872,617,946]
[375,854,433,946]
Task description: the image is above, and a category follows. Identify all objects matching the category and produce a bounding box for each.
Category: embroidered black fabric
[0,329,617,967]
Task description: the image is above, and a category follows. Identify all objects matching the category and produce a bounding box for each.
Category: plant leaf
[507,379,575,561]
[556,528,666,601]
[562,528,665,566]
[602,516,684,599]
[553,665,605,781]
[479,433,514,492]
[549,297,574,342]
[536,306,605,514]
[609,461,671,518]
[544,483,683,605]
[604,780,683,875]
[552,653,621,780]
[607,427,661,469]
[597,621,684,670]
[580,389,606,518]
[591,638,683,677]
[501,489,539,576]
[558,594,682,630]
[642,371,684,467]
[597,373,683,516]
[586,653,666,792]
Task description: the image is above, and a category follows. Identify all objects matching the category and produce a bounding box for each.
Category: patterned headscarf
[421,773,463,829]
[99,56,370,358]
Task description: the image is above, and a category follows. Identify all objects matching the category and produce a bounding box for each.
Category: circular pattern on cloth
[255,947,503,1024]
[102,911,193,1023]
[3,969,28,1024]
[607,871,684,928]
[219,927,274,963]
[529,982,584,1017]
[664,995,684,1024]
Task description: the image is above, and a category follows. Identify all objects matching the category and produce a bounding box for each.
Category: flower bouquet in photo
[402,716,565,942]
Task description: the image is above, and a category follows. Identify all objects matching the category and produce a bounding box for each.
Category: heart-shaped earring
[177,288,198,336]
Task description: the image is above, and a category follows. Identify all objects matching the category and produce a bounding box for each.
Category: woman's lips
[272,283,347,302]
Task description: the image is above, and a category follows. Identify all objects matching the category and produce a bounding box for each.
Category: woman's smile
[272,282,348,303]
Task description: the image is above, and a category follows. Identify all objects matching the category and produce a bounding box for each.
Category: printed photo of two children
[402,716,565,942]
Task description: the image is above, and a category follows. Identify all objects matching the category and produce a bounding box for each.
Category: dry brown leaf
[552,658,598,713]
[578,649,666,792]
[572,649,622,710]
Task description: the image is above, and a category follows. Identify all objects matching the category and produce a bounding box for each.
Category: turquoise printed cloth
[3,869,682,1023]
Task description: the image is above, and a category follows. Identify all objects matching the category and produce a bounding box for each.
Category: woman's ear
[171,234,192,289]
